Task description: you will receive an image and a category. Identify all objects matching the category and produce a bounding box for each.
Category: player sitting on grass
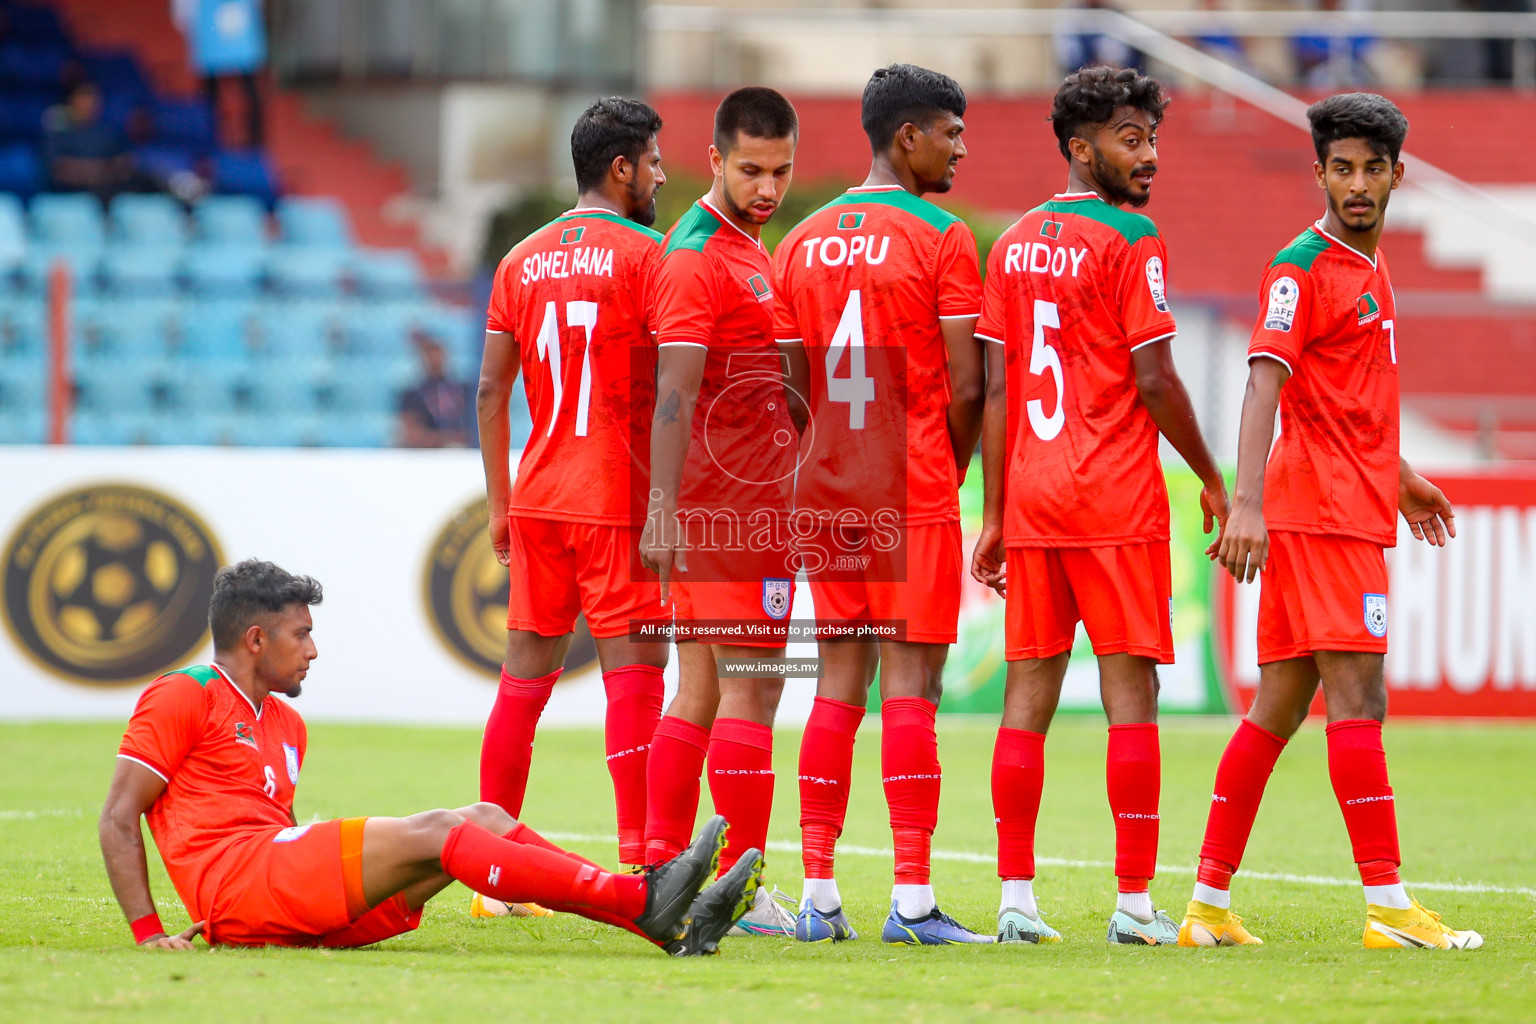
[99,559,760,955]
[1183,93,1480,952]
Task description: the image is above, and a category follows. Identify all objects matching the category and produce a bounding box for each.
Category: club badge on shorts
[283,743,300,784]
[1364,593,1387,638]
[272,824,311,843]
[762,578,791,620]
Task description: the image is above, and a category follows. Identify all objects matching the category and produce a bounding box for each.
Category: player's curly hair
[1307,93,1409,166]
[861,63,967,154]
[571,97,664,193]
[713,86,798,154]
[209,559,323,651]
[1050,65,1168,160]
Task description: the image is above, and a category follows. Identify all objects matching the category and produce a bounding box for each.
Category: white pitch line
[541,832,1536,899]
[0,809,82,821]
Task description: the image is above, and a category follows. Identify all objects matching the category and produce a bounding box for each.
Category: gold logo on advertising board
[2,484,222,685]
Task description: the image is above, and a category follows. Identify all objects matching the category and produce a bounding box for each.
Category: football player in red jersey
[1179,94,1480,951]
[639,87,801,936]
[477,98,672,881]
[972,66,1229,944]
[100,560,761,956]
[772,64,990,945]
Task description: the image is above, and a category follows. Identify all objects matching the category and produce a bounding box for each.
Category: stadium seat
[245,355,328,413]
[110,194,187,249]
[0,193,27,273]
[0,143,41,198]
[179,299,258,361]
[351,249,424,298]
[151,99,216,155]
[276,196,352,248]
[82,297,182,356]
[266,248,348,298]
[0,42,70,90]
[70,411,161,446]
[0,297,46,355]
[30,193,106,249]
[0,404,45,443]
[0,350,46,411]
[192,195,268,247]
[252,301,345,358]
[72,351,172,414]
[184,245,264,297]
[0,93,53,142]
[314,411,393,448]
[101,247,180,297]
[316,372,395,416]
[6,5,70,47]
[340,301,411,357]
[212,150,279,209]
[80,51,151,104]
[20,247,101,297]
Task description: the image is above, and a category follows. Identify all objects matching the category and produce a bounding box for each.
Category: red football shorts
[507,516,667,639]
[1258,530,1389,663]
[204,818,422,947]
[670,578,793,648]
[805,521,961,644]
[1004,542,1173,663]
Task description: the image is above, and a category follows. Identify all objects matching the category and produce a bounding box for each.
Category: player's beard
[1092,146,1153,209]
[627,179,658,227]
[722,184,774,224]
[1329,190,1384,233]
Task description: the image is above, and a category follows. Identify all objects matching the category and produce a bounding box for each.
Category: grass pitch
[1,716,1532,1023]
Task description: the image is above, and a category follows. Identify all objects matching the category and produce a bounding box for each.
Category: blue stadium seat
[151,99,215,154]
[0,42,70,90]
[340,302,412,358]
[30,193,106,248]
[81,297,182,356]
[245,356,328,413]
[134,142,199,184]
[101,247,180,297]
[0,404,45,443]
[314,411,393,448]
[6,5,69,47]
[276,196,352,248]
[0,94,52,143]
[252,301,345,358]
[212,150,279,208]
[72,351,172,414]
[0,349,46,412]
[20,247,102,297]
[184,245,264,297]
[317,372,395,416]
[266,248,348,298]
[110,194,186,248]
[81,51,151,103]
[0,193,27,273]
[351,249,423,298]
[0,143,41,198]
[191,195,267,248]
[71,411,161,446]
[0,297,45,355]
[180,299,258,361]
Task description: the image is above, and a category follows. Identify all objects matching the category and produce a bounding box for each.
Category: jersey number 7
[826,290,876,429]
[535,299,598,438]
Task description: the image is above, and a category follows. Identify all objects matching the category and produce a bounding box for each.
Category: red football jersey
[976,192,1177,546]
[117,663,307,925]
[486,208,663,525]
[1248,224,1400,545]
[655,198,796,515]
[772,185,982,525]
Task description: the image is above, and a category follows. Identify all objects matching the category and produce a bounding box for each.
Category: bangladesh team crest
[837,212,865,230]
[234,721,257,749]
[559,225,585,245]
[1364,593,1387,638]
[762,578,791,620]
[283,742,300,784]
[747,273,771,300]
[1040,220,1063,240]
[1357,292,1380,325]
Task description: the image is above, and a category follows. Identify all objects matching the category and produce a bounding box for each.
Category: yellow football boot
[1177,900,1263,947]
[1363,898,1482,949]
[470,893,554,919]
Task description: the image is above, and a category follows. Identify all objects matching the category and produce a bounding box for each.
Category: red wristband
[130,912,164,944]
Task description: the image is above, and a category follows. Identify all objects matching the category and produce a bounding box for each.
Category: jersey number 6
[534,300,599,438]
[1028,299,1065,441]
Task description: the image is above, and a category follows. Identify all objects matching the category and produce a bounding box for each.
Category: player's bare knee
[459,801,516,834]
[410,807,469,842]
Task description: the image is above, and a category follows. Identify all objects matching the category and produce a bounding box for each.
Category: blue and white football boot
[881,901,996,945]
[795,898,858,942]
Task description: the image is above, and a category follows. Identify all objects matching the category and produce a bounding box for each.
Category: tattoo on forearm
[658,389,681,426]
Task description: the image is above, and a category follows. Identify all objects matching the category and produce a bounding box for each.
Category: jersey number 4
[826,290,876,429]
[1028,299,1065,441]
[535,300,598,437]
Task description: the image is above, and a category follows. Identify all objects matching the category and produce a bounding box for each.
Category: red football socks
[643,714,709,865]
[441,821,646,922]
[602,665,664,864]
[1326,718,1403,885]
[707,717,774,874]
[1197,718,1288,889]
[479,667,561,816]
[798,696,865,880]
[881,697,940,885]
[502,821,653,942]
[992,726,1046,880]
[1106,722,1160,892]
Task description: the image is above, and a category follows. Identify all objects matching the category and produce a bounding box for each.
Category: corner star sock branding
[798,696,866,887]
[479,667,562,816]
[992,727,1046,882]
[441,821,645,922]
[1196,718,1288,895]
[601,665,664,864]
[643,715,709,865]
[707,718,774,875]
[1326,719,1404,899]
[1106,723,1160,894]
[881,697,941,886]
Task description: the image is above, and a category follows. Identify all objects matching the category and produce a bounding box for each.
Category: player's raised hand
[1215,502,1268,584]
[139,920,204,950]
[1200,476,1231,537]
[488,512,511,567]
[970,522,1007,597]
[1400,470,1456,546]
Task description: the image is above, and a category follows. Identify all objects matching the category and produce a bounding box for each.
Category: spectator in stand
[397,332,476,448]
[1292,0,1377,87]
[1054,0,1144,75]
[173,0,267,148]
[43,81,135,201]
[1192,0,1252,71]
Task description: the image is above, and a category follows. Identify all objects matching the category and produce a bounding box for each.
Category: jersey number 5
[825,290,876,429]
[535,300,598,438]
[1028,299,1065,441]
